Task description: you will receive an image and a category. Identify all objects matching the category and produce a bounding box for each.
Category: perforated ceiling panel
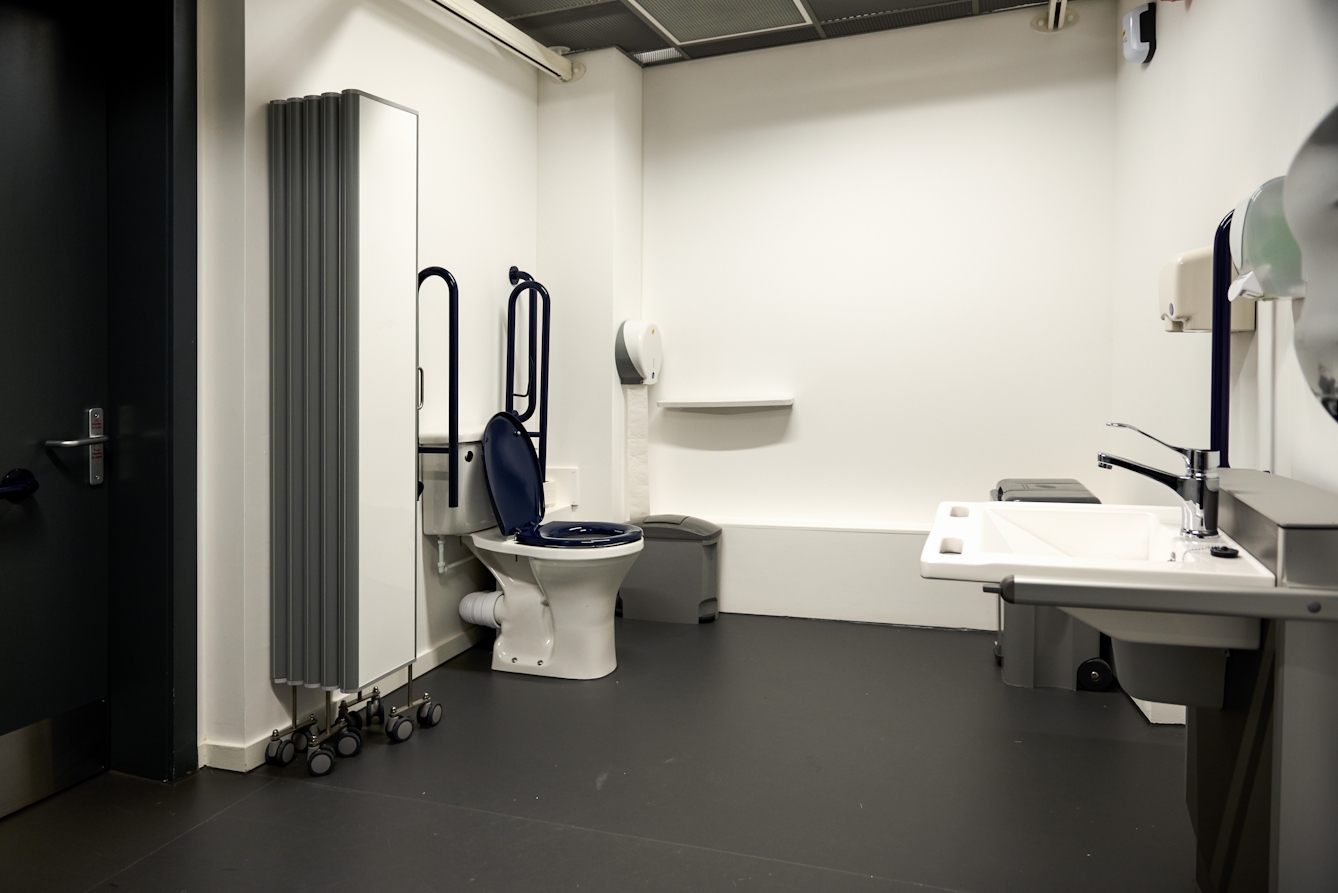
[485,0,605,19]
[633,0,806,43]
[980,0,1046,11]
[685,25,818,58]
[522,1,670,53]
[468,0,1055,65]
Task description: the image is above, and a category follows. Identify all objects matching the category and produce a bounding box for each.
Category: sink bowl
[920,502,1274,649]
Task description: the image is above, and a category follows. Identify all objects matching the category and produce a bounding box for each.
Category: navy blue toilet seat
[481,412,643,549]
[516,520,642,548]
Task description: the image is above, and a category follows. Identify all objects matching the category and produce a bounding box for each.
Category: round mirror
[1285,105,1338,421]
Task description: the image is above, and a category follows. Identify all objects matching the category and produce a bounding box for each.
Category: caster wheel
[264,738,296,767]
[386,714,414,743]
[307,744,336,777]
[366,698,384,725]
[1077,658,1114,692]
[417,701,443,728]
[292,730,309,753]
[345,708,363,731]
[334,728,362,758]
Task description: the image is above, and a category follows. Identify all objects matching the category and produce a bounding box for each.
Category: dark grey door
[0,2,111,815]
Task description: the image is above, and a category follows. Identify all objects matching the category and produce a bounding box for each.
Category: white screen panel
[353,94,418,688]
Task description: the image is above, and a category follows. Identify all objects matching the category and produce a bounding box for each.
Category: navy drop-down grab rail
[1210,211,1234,469]
[417,266,460,507]
[506,266,551,479]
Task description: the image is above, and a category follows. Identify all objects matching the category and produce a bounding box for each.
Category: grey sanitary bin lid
[994,479,1100,504]
[639,514,722,542]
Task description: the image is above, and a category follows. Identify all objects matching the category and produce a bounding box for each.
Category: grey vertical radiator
[269,90,419,693]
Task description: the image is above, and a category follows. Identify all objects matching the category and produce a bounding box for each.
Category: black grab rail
[1210,212,1233,469]
[505,266,551,479]
[416,266,460,507]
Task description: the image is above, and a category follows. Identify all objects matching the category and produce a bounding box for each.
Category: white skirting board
[718,524,994,630]
[199,626,483,773]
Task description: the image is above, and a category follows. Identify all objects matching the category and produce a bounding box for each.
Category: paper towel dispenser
[615,319,663,385]
[1229,176,1306,302]
[1159,246,1255,333]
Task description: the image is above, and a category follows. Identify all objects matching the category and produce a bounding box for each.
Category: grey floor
[0,615,1196,893]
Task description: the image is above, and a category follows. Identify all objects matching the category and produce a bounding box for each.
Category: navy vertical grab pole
[506,266,551,479]
[1210,212,1233,468]
[417,267,459,506]
[536,286,551,478]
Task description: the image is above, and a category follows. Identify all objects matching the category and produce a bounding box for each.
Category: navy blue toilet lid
[481,412,545,536]
[480,412,644,547]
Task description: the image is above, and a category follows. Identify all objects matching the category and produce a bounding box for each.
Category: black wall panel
[106,0,198,783]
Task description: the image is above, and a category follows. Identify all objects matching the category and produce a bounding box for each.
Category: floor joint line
[80,777,278,893]
[265,776,972,892]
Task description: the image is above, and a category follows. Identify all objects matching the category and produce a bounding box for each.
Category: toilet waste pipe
[459,590,503,629]
[416,266,460,506]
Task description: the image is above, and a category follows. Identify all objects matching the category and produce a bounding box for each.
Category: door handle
[44,435,108,448]
[0,468,39,502]
[43,408,106,486]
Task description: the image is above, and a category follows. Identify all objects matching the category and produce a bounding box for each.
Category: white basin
[920,501,1275,649]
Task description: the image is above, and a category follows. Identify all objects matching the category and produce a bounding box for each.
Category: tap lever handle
[1105,423,1217,475]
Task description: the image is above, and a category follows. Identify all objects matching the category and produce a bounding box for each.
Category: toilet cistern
[1097,422,1220,537]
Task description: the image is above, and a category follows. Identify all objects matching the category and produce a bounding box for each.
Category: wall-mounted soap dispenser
[615,320,663,385]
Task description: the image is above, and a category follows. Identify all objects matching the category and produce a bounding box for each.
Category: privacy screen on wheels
[269,90,419,692]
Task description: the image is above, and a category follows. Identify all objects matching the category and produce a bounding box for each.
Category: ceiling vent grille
[631,46,685,64]
[809,0,950,21]
[821,1,972,37]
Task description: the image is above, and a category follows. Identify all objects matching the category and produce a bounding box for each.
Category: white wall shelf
[658,398,794,412]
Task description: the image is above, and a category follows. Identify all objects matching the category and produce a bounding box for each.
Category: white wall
[720,524,992,629]
[643,4,1119,525]
[1107,0,1338,505]
[640,5,1118,627]
[537,49,644,523]
[198,0,536,769]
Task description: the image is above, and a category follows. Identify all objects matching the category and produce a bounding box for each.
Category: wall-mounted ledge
[658,398,793,413]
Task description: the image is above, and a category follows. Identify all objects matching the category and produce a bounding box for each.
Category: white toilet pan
[465,527,643,679]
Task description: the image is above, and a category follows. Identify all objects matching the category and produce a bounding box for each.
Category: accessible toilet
[461,412,643,679]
